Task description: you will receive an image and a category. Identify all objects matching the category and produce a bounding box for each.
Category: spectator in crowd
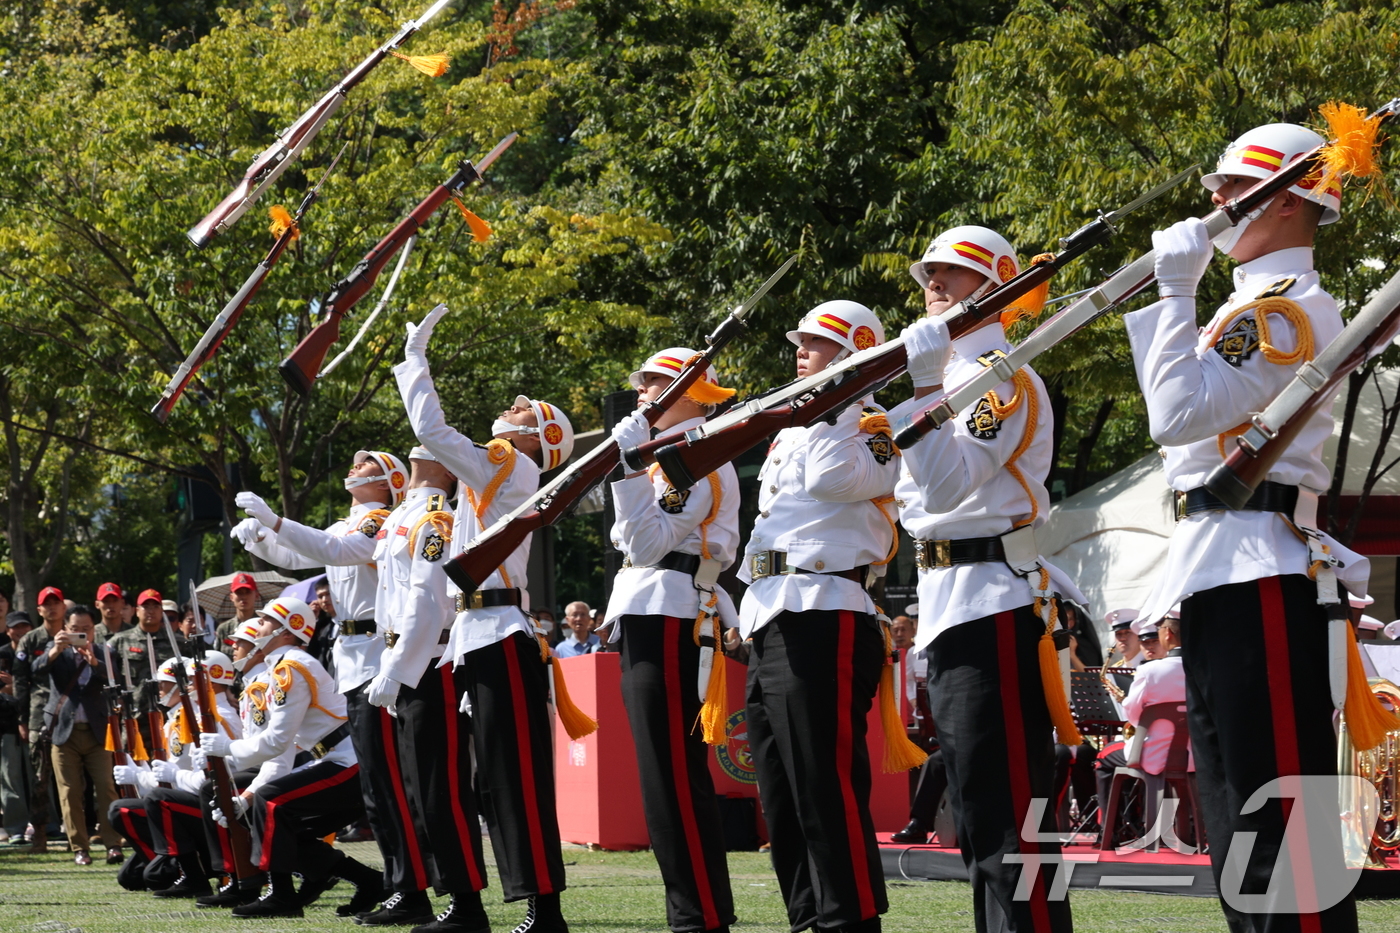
[31,605,123,866]
[13,585,67,852]
[1,609,33,842]
[214,572,262,645]
[535,608,559,646]
[553,601,600,658]
[107,590,180,751]
[94,583,127,642]
[120,593,136,631]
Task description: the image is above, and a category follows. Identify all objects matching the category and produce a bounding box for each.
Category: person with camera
[30,604,123,866]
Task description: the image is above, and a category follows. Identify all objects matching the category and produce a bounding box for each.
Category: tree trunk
[1070,397,1115,496]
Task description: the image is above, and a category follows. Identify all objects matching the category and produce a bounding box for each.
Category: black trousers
[248,759,364,876]
[1181,575,1358,933]
[347,680,431,893]
[142,786,206,859]
[109,796,155,861]
[199,767,256,874]
[459,631,566,901]
[907,749,948,827]
[746,609,887,932]
[397,661,487,895]
[1055,744,1097,823]
[929,607,1073,933]
[620,614,736,933]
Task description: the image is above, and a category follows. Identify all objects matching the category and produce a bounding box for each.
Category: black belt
[308,722,352,760]
[1178,481,1298,519]
[913,535,1005,570]
[621,551,701,575]
[338,619,376,636]
[454,588,522,612]
[385,630,451,649]
[749,550,867,583]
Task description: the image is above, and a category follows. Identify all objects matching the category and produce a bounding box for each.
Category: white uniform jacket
[160,692,242,795]
[395,356,539,664]
[890,327,1068,650]
[235,661,295,795]
[228,647,353,780]
[605,415,741,631]
[242,503,389,694]
[737,400,899,637]
[1124,246,1368,620]
[1120,652,1190,775]
[373,486,455,688]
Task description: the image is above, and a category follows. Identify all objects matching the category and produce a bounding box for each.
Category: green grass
[1,840,1397,932]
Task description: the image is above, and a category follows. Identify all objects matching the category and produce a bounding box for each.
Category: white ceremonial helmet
[786,300,885,360]
[348,450,409,507]
[629,348,718,389]
[255,596,316,645]
[200,650,236,686]
[157,657,183,685]
[510,395,575,471]
[910,225,1020,291]
[1201,123,1341,226]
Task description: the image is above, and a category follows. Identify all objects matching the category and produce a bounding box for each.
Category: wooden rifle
[618,166,1197,487]
[143,632,168,763]
[187,0,455,247]
[101,646,138,798]
[279,133,517,395]
[118,653,146,772]
[441,256,796,593]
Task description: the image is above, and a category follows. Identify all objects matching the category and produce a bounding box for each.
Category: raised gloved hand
[231,517,264,547]
[405,304,450,360]
[113,763,143,787]
[189,746,209,772]
[365,673,402,711]
[151,758,181,785]
[902,316,953,389]
[212,793,251,829]
[610,408,651,454]
[1152,217,1212,299]
[200,731,232,759]
[235,491,278,529]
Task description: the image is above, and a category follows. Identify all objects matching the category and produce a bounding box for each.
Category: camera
[68,632,89,647]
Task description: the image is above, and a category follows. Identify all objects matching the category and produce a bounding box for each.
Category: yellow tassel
[177,708,196,745]
[1319,101,1385,181]
[268,204,299,241]
[104,721,119,754]
[878,625,929,773]
[128,722,148,762]
[1343,622,1400,752]
[390,50,450,77]
[697,611,729,745]
[1038,627,1084,747]
[684,379,736,406]
[452,198,493,242]
[1001,253,1055,328]
[539,635,597,740]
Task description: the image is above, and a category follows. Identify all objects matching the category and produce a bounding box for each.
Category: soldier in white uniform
[199,597,384,919]
[896,226,1075,933]
[605,349,740,933]
[366,447,496,933]
[387,306,576,933]
[232,451,436,922]
[1125,123,1368,933]
[738,301,900,933]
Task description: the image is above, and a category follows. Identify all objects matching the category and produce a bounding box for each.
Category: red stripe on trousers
[995,611,1053,933]
[443,664,485,890]
[119,807,155,860]
[1258,577,1322,931]
[382,702,429,890]
[663,616,719,929]
[159,800,204,856]
[834,610,877,919]
[502,642,553,893]
[215,821,233,871]
[159,800,177,856]
[258,763,361,871]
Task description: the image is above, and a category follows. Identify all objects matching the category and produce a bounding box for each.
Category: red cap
[230,572,258,593]
[96,582,123,602]
[37,586,64,605]
[136,588,163,606]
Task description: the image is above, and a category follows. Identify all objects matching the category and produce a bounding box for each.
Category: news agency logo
[1006,776,1377,913]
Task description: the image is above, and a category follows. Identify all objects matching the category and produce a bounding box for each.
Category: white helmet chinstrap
[910,225,1020,292]
[1201,123,1341,226]
[347,450,409,507]
[255,596,316,645]
[786,301,885,361]
[508,396,574,471]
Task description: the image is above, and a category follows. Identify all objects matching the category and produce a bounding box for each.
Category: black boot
[337,854,390,917]
[510,893,568,933]
[153,855,214,897]
[197,873,266,908]
[412,891,491,933]
[297,872,340,906]
[232,872,304,918]
[358,890,435,926]
[889,819,928,845]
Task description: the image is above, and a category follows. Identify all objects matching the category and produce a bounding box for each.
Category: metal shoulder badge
[419,496,450,562]
[965,351,1008,439]
[658,484,690,514]
[357,509,388,538]
[1215,277,1296,368]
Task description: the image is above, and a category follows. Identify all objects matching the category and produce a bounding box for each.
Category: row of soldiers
[102,118,1369,933]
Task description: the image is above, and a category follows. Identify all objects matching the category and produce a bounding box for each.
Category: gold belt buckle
[1174,490,1187,522]
[385,632,399,649]
[311,740,328,759]
[934,539,952,568]
[620,557,634,570]
[751,551,770,579]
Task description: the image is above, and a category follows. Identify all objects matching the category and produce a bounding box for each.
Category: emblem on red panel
[391,473,405,489]
[996,255,1017,283]
[288,614,306,631]
[209,664,225,680]
[543,423,564,446]
[852,325,877,351]
[715,709,757,785]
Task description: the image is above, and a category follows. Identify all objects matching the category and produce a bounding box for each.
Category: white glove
[902,317,953,389]
[235,491,278,528]
[189,746,209,772]
[1152,217,1212,299]
[151,759,181,785]
[366,673,402,710]
[113,764,143,786]
[231,517,264,547]
[200,731,233,758]
[458,690,473,715]
[212,794,251,829]
[405,304,450,359]
[610,408,651,453]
